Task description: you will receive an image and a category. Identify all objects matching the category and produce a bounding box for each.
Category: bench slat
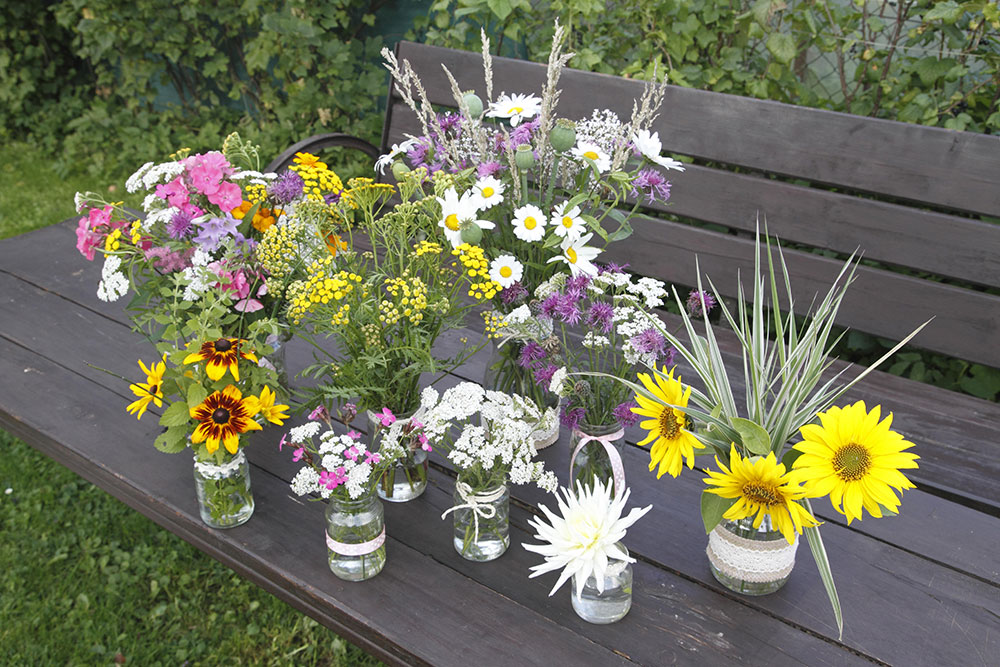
[395,42,1000,217]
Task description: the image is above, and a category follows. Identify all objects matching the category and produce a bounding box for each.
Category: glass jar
[451,482,509,562]
[483,339,560,450]
[325,493,386,581]
[571,544,633,624]
[193,449,254,529]
[366,409,428,503]
[706,516,799,595]
[260,330,293,391]
[570,422,625,493]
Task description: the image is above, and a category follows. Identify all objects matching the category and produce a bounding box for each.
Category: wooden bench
[2,41,999,665]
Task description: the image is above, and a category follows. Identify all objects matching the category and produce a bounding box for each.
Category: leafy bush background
[2,0,997,399]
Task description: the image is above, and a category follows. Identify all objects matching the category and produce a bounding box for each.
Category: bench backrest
[382,42,1000,368]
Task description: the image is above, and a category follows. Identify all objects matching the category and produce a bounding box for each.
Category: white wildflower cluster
[143,206,177,231]
[127,161,185,193]
[549,367,569,395]
[125,162,154,193]
[73,191,91,212]
[96,255,129,302]
[628,277,668,309]
[141,193,162,213]
[582,332,610,349]
[287,425,387,501]
[231,170,277,185]
[180,248,213,302]
[497,305,554,344]
[535,273,568,299]
[421,383,558,493]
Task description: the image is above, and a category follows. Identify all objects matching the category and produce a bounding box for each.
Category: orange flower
[252,206,282,233]
[183,338,258,382]
[293,151,327,170]
[325,232,348,256]
[190,385,262,454]
[231,200,253,220]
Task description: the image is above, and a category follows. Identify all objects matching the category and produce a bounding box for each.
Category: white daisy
[546,232,602,277]
[511,204,547,242]
[523,479,652,597]
[570,141,611,173]
[436,187,496,247]
[471,176,506,210]
[550,201,586,239]
[375,138,420,174]
[486,93,542,126]
[489,255,524,288]
[632,129,685,171]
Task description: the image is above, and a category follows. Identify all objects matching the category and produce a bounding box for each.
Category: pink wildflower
[155,176,189,208]
[319,470,341,490]
[75,217,102,261]
[347,430,362,440]
[376,408,395,427]
[308,405,330,422]
[292,447,305,462]
[344,446,360,462]
[208,181,242,211]
[364,451,381,465]
[418,433,432,452]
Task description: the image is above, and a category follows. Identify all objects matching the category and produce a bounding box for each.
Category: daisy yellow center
[566,247,578,264]
[482,187,494,198]
[445,214,460,231]
[562,216,573,228]
[658,408,680,439]
[583,151,599,160]
[499,266,512,278]
[741,481,782,507]
[524,216,537,230]
[832,443,872,481]
[508,106,524,114]
[214,338,233,352]
[211,408,231,425]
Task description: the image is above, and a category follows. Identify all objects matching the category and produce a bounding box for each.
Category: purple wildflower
[437,112,462,133]
[193,214,240,252]
[500,281,528,305]
[662,346,678,367]
[597,261,630,275]
[539,293,562,319]
[323,191,342,205]
[518,341,547,368]
[631,168,672,204]
[340,402,358,424]
[308,405,330,422]
[166,209,195,239]
[270,170,304,205]
[560,406,586,430]
[566,275,592,292]
[407,139,431,167]
[686,290,717,318]
[631,327,667,357]
[586,302,614,334]
[533,363,559,388]
[477,161,504,178]
[509,117,540,148]
[555,295,582,325]
[613,401,640,428]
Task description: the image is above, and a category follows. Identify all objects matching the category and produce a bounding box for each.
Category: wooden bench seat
[3,40,999,664]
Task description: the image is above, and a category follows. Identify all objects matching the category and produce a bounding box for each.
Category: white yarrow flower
[489,254,524,288]
[511,204,547,242]
[523,479,651,596]
[486,92,542,126]
[549,367,568,395]
[126,162,154,193]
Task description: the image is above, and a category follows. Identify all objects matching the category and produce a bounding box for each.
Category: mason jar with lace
[706,515,799,595]
[325,492,386,581]
[192,449,254,529]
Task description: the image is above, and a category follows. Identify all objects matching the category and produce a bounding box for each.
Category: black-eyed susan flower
[791,401,919,524]
[183,338,258,382]
[703,444,819,545]
[631,367,705,478]
[190,385,262,455]
[246,386,290,425]
[126,356,166,420]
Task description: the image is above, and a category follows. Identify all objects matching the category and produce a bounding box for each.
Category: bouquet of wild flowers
[622,230,926,636]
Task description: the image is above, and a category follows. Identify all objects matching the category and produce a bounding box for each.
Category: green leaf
[486,0,513,20]
[923,1,964,23]
[154,425,189,453]
[186,383,208,410]
[781,447,802,470]
[766,32,796,65]
[731,417,772,455]
[913,57,956,86]
[158,401,191,428]
[802,500,843,639]
[700,491,737,534]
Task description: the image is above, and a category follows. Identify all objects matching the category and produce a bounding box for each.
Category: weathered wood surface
[3,222,1000,665]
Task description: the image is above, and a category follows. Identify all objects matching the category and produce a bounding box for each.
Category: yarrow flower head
[523,479,652,596]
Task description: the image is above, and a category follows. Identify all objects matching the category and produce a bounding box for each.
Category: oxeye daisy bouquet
[621,229,927,636]
[378,21,684,421]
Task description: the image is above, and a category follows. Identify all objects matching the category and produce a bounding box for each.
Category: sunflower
[245,386,290,425]
[183,338,258,382]
[126,356,166,420]
[791,401,918,524]
[190,385,262,454]
[704,445,819,545]
[631,367,705,478]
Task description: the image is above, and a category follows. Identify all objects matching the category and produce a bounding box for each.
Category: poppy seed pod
[463,92,483,119]
[549,119,577,152]
[515,145,536,170]
[460,222,483,245]
[391,161,410,181]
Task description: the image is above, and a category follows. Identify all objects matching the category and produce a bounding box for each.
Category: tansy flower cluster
[290,152,344,201]
[380,275,429,325]
[286,259,361,325]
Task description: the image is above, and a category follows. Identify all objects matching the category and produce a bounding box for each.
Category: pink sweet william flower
[347,430,362,440]
[376,408,395,427]
[292,447,305,462]
[344,446,360,462]
[75,217,102,261]
[319,469,341,490]
[278,433,288,451]
[308,405,330,422]
[364,451,381,465]
[418,433,432,452]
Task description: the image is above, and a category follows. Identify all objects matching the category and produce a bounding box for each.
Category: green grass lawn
[0,142,381,665]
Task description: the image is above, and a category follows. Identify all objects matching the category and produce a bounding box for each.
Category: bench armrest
[265,133,381,173]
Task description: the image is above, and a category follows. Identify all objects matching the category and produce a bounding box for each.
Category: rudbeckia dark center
[212,408,231,424]
[214,338,233,352]
[148,384,159,395]
[742,482,781,507]
[832,443,872,481]
[658,409,680,440]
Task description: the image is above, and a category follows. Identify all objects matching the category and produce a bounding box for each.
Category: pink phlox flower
[344,446,360,462]
[364,451,381,465]
[208,181,243,211]
[292,447,305,462]
[75,217,102,261]
[87,205,113,229]
[179,202,203,219]
[418,433,431,452]
[144,246,193,273]
[376,408,395,427]
[155,176,190,208]
[347,430,362,440]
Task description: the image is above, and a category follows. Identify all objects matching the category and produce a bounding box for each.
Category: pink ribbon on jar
[325,528,386,556]
[568,428,626,499]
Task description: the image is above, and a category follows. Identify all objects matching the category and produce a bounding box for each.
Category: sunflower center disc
[658,409,680,440]
[741,482,781,507]
[214,338,233,352]
[212,408,231,424]
[832,443,872,481]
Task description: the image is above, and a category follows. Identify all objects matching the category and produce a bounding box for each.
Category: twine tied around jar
[440,482,506,543]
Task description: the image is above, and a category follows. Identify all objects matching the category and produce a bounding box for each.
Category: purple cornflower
[477,161,504,178]
[560,406,586,430]
[407,139,431,167]
[533,363,559,388]
[193,213,240,252]
[518,341,547,368]
[437,112,462,133]
[500,281,528,305]
[662,346,678,367]
[555,295,582,325]
[687,290,717,318]
[613,401,640,428]
[323,191,342,205]
[632,327,667,357]
[566,275,592,292]
[586,302,614,334]
[539,293,562,319]
[631,168,672,204]
[509,117,540,148]
[597,261,630,275]
[269,170,304,204]
[166,208,195,239]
